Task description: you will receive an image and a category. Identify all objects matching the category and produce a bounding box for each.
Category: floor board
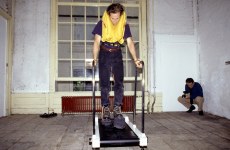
[0,112,229,150]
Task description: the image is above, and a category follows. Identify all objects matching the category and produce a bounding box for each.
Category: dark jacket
[185,82,203,104]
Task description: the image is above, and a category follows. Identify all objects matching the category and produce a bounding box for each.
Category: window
[56,0,142,92]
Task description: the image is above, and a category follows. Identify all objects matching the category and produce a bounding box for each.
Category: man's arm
[93,34,101,64]
[126,37,142,68]
[194,83,204,97]
[184,85,190,99]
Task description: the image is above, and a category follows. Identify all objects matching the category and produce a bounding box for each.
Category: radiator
[62,96,134,115]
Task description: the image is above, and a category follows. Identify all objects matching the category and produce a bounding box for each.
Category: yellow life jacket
[101,11,126,44]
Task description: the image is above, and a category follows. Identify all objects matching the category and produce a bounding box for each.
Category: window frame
[50,0,147,93]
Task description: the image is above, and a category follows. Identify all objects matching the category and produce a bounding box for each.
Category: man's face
[186,82,194,89]
[109,12,121,25]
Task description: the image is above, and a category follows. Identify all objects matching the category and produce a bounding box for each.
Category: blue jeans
[99,49,124,106]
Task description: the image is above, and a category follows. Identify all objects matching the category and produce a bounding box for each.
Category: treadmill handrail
[141,61,145,133]
[133,61,145,133]
[92,60,96,135]
[133,67,137,124]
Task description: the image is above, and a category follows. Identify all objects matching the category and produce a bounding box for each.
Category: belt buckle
[109,49,112,52]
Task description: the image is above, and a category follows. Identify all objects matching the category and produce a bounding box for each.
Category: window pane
[86,68,92,78]
[86,42,93,59]
[92,65,99,78]
[59,0,72,2]
[85,0,99,2]
[86,24,95,40]
[124,82,133,91]
[58,42,71,59]
[124,82,141,91]
[126,60,136,77]
[134,42,139,56]
[56,81,73,92]
[58,6,71,22]
[124,60,136,77]
[73,60,85,77]
[126,42,139,60]
[58,60,71,77]
[86,6,98,22]
[130,24,139,41]
[121,46,127,59]
[126,47,132,60]
[84,81,93,91]
[126,7,139,23]
[100,0,112,3]
[73,81,93,91]
[124,0,139,4]
[99,6,107,18]
[85,60,95,78]
[114,0,126,3]
[73,81,85,91]
[56,81,97,92]
[72,6,84,22]
[72,24,85,40]
[58,24,71,40]
[72,42,84,59]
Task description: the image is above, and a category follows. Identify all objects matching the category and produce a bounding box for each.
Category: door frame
[0,9,13,116]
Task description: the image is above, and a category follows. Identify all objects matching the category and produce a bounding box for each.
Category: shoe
[113,105,126,129]
[40,112,57,118]
[101,106,112,126]
[186,105,195,113]
[199,111,204,116]
[49,112,57,117]
[40,113,49,118]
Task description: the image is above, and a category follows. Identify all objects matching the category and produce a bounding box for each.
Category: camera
[182,91,189,98]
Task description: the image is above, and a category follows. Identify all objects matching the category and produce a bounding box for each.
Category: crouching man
[178,78,204,115]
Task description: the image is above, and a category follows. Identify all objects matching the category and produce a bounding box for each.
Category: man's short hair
[107,3,125,15]
[186,78,194,83]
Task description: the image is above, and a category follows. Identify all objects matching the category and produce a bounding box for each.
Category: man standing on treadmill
[92,3,142,129]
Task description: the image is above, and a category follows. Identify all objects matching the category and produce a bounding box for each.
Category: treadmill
[90,60,147,149]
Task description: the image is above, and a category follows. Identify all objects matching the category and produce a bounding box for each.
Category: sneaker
[113,105,126,129]
[186,105,195,113]
[199,111,204,116]
[101,106,112,126]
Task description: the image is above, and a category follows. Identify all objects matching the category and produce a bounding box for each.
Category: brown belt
[100,45,121,52]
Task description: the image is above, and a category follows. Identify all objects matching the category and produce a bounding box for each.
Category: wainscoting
[11,92,162,114]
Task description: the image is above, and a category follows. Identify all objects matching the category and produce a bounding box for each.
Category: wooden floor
[0,112,229,150]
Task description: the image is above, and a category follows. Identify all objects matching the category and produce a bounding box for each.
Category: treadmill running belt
[99,119,139,147]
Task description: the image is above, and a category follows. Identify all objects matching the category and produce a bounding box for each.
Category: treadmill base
[90,115,147,148]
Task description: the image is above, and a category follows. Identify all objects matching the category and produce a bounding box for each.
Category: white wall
[198,0,230,119]
[153,0,199,111]
[0,16,7,116]
[10,0,230,118]
[0,0,7,12]
[155,35,198,111]
[12,0,50,93]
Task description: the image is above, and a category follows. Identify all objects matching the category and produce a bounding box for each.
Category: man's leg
[112,61,124,107]
[193,96,204,115]
[99,52,111,107]
[99,52,112,126]
[178,96,195,113]
[193,96,204,111]
[112,54,125,129]
[178,96,192,109]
